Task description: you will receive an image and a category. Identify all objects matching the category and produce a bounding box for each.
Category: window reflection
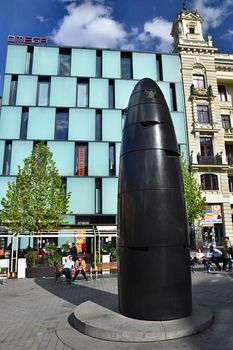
[37,77,50,106]
[77,79,89,107]
[109,143,115,176]
[59,49,71,76]
[3,141,12,175]
[75,143,88,176]
[20,107,29,139]
[121,52,132,79]
[55,109,68,140]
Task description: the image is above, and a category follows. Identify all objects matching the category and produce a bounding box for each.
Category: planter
[26,266,55,278]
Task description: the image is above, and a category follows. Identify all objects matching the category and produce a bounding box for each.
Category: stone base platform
[73,301,213,342]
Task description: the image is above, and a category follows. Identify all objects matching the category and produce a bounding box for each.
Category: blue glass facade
[0,44,188,225]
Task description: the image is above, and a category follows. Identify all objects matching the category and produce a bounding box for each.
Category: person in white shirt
[63,255,74,283]
[209,246,226,271]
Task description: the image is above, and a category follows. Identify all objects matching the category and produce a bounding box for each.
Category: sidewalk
[0,270,233,350]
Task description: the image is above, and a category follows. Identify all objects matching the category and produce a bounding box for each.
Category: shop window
[201,174,218,190]
[55,109,69,140]
[109,143,116,176]
[75,143,88,176]
[121,52,132,79]
[197,105,210,123]
[109,79,115,108]
[20,107,29,140]
[221,115,231,129]
[3,141,12,175]
[59,48,71,76]
[37,77,50,106]
[95,178,102,214]
[170,83,177,111]
[95,110,102,141]
[77,79,89,107]
[25,46,33,74]
[200,137,213,156]
[9,75,18,106]
[156,54,163,81]
[192,75,205,90]
[96,50,102,78]
[218,85,227,101]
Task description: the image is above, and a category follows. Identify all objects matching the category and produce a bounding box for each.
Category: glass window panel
[109,80,115,109]
[157,82,171,110]
[102,178,118,214]
[10,141,33,175]
[32,47,59,76]
[25,47,33,74]
[170,112,187,144]
[67,178,95,214]
[221,115,231,129]
[47,141,74,176]
[96,110,102,141]
[77,80,89,107]
[5,45,27,74]
[16,75,37,106]
[109,143,115,176]
[95,178,102,214]
[218,85,227,101]
[96,51,102,78]
[197,105,210,123]
[27,108,55,140]
[200,137,213,156]
[9,76,18,106]
[156,54,163,81]
[68,109,95,141]
[89,79,108,108]
[20,107,29,139]
[59,49,71,76]
[193,75,205,90]
[3,141,12,175]
[88,142,109,176]
[115,80,137,109]
[102,110,122,142]
[2,75,11,105]
[71,49,96,77]
[115,143,121,176]
[37,79,50,106]
[0,107,21,139]
[0,141,5,175]
[55,109,69,140]
[102,50,121,78]
[201,174,218,190]
[170,83,177,111]
[50,77,76,107]
[162,54,181,82]
[174,83,184,112]
[75,143,88,176]
[121,53,132,79]
[133,52,157,80]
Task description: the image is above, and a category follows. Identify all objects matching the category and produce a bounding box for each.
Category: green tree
[0,143,71,234]
[181,156,207,224]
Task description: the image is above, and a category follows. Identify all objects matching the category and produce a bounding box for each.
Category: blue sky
[1,0,233,94]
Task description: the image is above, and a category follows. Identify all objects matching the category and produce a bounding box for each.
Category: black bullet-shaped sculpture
[118,78,192,321]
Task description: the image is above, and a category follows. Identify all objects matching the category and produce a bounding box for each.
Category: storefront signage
[200,204,222,223]
[8,35,48,44]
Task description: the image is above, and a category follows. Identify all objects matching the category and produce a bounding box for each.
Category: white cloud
[36,15,47,23]
[50,1,129,48]
[192,0,233,31]
[138,17,173,52]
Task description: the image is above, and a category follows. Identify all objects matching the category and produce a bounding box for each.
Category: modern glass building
[0,43,188,231]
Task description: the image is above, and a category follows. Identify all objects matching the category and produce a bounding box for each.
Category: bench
[55,262,118,281]
[0,267,8,285]
[93,262,118,279]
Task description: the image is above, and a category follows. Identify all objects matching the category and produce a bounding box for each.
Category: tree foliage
[0,143,71,234]
[181,156,207,224]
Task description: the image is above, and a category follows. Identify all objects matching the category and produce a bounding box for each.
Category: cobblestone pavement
[0,269,233,350]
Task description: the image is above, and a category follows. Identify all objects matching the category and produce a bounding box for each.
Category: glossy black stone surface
[118,78,192,321]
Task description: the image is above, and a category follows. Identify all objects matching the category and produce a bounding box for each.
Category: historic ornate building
[171,5,233,245]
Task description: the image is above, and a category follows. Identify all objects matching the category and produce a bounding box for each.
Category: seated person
[72,257,88,281]
[63,255,74,284]
[209,246,226,271]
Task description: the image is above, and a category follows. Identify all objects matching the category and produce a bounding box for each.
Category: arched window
[201,174,218,190]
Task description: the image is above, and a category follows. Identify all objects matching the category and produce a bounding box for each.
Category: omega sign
[8,35,48,44]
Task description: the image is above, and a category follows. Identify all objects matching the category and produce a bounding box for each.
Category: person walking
[223,236,233,272]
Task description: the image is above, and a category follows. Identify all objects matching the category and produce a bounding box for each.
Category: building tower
[171,4,233,245]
